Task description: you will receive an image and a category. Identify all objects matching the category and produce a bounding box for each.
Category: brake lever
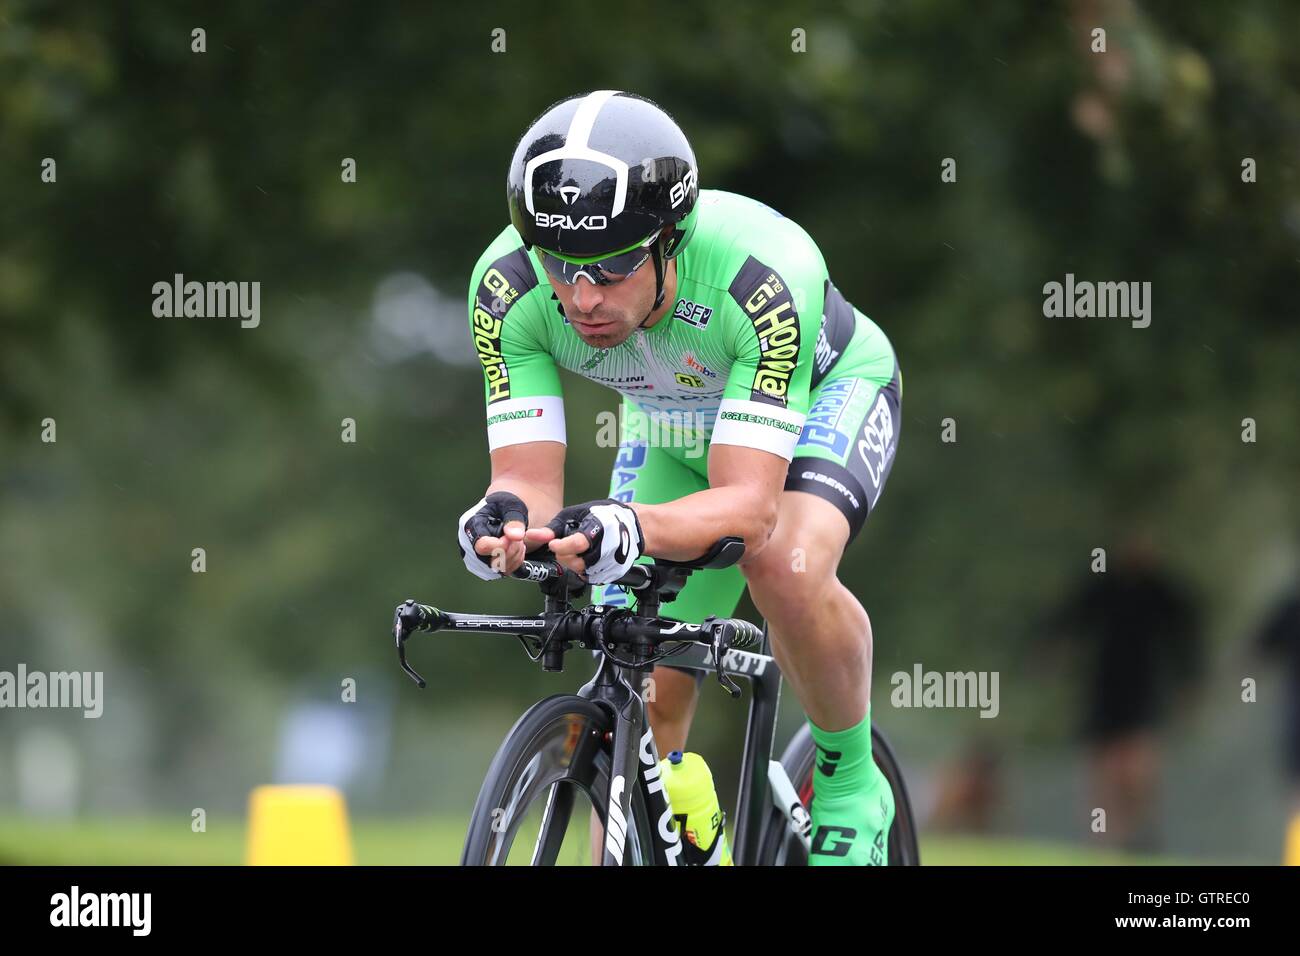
[393,599,449,689]
[702,616,743,698]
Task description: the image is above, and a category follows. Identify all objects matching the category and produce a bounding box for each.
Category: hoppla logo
[535,212,608,230]
[640,727,682,865]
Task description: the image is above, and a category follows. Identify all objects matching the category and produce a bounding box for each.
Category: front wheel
[461,694,657,865]
[756,722,921,866]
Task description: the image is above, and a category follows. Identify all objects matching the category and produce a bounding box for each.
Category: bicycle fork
[543,639,793,865]
[601,680,645,866]
[552,653,685,866]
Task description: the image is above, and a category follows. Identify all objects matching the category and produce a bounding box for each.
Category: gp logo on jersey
[728,257,800,407]
[857,392,896,491]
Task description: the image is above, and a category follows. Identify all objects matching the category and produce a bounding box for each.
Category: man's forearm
[632,487,777,562]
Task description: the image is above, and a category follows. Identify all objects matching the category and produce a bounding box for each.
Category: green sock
[807,706,894,866]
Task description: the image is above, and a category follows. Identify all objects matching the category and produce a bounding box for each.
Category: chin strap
[638,240,668,328]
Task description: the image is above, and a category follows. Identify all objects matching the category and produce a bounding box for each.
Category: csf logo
[670,168,698,209]
[535,212,608,230]
[857,392,896,490]
[672,299,713,329]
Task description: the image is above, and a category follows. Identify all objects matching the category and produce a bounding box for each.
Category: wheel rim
[479,710,649,865]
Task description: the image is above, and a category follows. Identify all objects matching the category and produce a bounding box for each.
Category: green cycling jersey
[468,189,897,460]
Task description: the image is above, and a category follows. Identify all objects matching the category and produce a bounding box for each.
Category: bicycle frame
[398,566,914,865]
[395,537,807,866]
[573,637,784,866]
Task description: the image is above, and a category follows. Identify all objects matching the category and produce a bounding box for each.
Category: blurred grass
[0,816,1210,865]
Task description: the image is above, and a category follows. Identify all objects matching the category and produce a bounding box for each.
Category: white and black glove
[545,498,645,585]
[457,491,529,581]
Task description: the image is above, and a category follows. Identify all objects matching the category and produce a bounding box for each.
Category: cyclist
[457,90,901,865]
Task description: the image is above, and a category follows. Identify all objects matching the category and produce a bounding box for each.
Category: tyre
[756,722,921,866]
[461,694,658,865]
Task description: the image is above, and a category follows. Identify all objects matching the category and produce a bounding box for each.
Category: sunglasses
[535,232,659,286]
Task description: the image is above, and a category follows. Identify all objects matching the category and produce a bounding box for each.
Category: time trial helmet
[506,91,699,306]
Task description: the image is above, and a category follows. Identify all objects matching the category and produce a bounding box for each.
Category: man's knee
[747,487,848,560]
[741,510,843,616]
[744,556,842,630]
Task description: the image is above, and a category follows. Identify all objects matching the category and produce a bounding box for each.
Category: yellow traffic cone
[245,785,355,865]
[1285,812,1300,866]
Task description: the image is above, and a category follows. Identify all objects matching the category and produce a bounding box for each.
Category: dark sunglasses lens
[598,250,650,279]
[540,252,602,285]
[539,247,650,285]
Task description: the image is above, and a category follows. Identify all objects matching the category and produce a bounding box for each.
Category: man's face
[541,251,660,349]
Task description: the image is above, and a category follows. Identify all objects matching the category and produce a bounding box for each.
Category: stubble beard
[569,306,639,349]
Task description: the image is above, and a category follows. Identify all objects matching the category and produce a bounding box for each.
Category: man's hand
[527,498,645,584]
[457,491,540,580]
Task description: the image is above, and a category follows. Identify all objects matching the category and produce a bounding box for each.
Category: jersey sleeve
[711,250,826,459]
[467,237,567,451]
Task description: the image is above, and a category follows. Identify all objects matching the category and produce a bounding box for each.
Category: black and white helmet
[506,90,700,263]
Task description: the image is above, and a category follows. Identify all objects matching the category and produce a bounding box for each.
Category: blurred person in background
[928,739,1003,834]
[1253,570,1300,812]
[1048,525,1203,852]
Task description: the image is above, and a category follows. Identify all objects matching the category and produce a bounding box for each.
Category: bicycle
[393,535,920,866]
